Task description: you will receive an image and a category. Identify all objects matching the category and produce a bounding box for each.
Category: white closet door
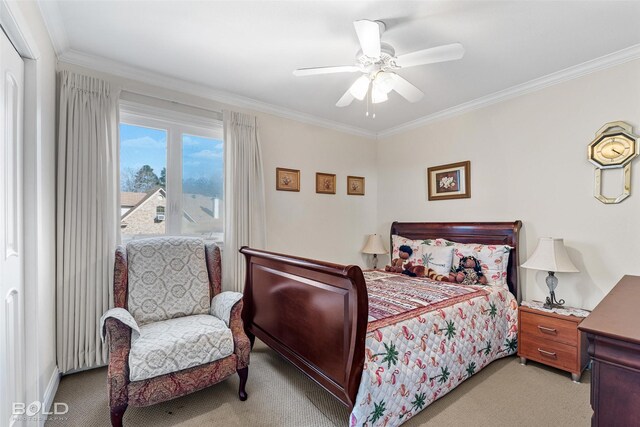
[0,28,25,427]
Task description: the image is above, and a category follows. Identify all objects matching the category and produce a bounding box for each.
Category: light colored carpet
[46,341,591,426]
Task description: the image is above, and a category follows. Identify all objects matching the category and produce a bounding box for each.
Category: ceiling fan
[293,20,465,107]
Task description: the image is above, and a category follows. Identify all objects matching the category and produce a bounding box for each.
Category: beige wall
[259,114,377,265]
[377,59,640,310]
[59,57,640,309]
[58,62,378,266]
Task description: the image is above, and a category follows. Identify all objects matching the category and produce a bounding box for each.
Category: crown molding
[39,0,640,140]
[57,49,377,139]
[378,43,640,139]
[36,0,68,55]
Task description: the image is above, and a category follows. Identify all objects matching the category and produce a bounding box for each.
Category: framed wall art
[347,176,365,196]
[276,167,300,192]
[316,172,336,194]
[427,161,471,201]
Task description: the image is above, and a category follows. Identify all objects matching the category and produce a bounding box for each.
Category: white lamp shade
[362,234,388,255]
[522,237,579,273]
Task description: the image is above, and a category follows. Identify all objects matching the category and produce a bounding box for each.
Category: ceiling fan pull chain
[372,95,376,119]
[366,87,370,117]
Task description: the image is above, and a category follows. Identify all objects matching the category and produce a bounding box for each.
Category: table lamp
[362,234,388,269]
[522,237,579,309]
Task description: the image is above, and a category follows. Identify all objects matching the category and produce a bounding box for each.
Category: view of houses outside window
[119,109,224,243]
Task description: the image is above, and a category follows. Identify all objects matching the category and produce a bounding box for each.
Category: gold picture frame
[427,161,471,201]
[276,167,300,192]
[316,172,336,194]
[347,176,365,196]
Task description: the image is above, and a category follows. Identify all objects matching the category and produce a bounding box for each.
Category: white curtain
[223,111,266,292]
[56,71,119,373]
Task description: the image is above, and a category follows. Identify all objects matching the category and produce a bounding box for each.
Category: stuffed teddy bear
[403,263,450,281]
[385,245,451,282]
[449,256,488,285]
[385,245,413,273]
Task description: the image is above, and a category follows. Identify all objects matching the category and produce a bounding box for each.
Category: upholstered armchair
[100,237,250,427]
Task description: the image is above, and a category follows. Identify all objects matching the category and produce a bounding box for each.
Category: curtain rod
[120,89,223,120]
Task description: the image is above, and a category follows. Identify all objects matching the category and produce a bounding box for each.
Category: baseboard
[40,366,60,427]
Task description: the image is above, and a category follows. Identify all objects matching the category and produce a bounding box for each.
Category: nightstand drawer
[519,333,578,372]
[520,310,578,346]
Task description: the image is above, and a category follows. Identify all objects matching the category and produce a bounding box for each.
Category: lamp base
[543,272,565,309]
[372,254,378,270]
[543,295,565,309]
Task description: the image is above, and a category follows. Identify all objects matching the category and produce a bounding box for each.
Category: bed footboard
[239,247,368,408]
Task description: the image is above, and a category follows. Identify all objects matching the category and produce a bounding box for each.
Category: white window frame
[119,100,224,241]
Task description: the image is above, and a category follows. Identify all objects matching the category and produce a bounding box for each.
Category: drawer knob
[537,348,557,358]
[538,325,557,334]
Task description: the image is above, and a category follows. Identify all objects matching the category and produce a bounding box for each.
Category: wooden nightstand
[518,303,589,382]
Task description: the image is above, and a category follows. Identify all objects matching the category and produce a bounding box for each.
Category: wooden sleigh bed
[240,221,522,410]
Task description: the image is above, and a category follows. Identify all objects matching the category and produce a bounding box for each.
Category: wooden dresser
[578,275,640,427]
[518,305,589,381]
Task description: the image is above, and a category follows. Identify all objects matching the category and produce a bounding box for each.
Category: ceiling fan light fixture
[295,18,464,111]
[371,85,388,104]
[349,75,371,100]
[373,71,395,94]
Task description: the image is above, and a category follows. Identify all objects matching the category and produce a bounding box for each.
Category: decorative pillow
[451,242,511,286]
[418,245,455,276]
[391,235,454,276]
[391,235,422,264]
[423,239,512,286]
[421,238,455,248]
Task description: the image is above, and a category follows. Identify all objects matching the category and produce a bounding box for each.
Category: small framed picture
[427,161,471,201]
[316,172,336,194]
[276,167,300,192]
[347,176,365,196]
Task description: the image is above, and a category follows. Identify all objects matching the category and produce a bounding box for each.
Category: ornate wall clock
[588,121,639,204]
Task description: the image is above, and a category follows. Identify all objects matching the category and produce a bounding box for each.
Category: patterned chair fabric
[103,238,250,427]
[129,314,234,381]
[126,237,210,325]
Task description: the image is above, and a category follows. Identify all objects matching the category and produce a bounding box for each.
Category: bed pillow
[419,245,455,276]
[391,235,454,276]
[424,239,512,286]
[452,242,511,286]
[391,235,422,265]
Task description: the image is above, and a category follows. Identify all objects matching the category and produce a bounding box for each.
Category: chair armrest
[228,299,251,370]
[210,291,243,326]
[104,317,132,409]
[100,308,140,342]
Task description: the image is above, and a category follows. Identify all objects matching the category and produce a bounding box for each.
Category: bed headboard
[390,221,523,302]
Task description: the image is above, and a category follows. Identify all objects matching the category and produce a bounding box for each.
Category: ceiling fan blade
[336,89,355,107]
[390,74,424,103]
[395,43,465,68]
[354,20,381,59]
[293,65,360,77]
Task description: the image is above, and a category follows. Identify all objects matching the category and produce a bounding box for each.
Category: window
[119,101,223,242]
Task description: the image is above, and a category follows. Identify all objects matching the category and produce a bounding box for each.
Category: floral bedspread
[350,271,518,427]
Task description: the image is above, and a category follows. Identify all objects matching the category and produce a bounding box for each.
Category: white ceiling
[41,1,640,135]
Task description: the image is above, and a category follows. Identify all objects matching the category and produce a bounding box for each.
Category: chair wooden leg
[110,403,127,427]
[238,367,249,401]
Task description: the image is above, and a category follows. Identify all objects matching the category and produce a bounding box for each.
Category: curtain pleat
[56,70,119,373]
[223,111,267,292]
